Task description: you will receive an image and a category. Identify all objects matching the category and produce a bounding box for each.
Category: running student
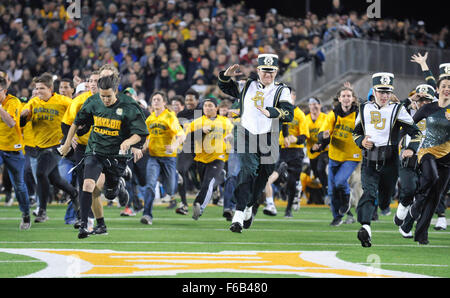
[60,74,148,238]
[318,85,362,227]
[0,75,31,230]
[140,91,185,225]
[186,97,234,220]
[20,73,79,223]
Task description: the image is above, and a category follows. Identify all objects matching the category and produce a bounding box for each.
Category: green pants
[233,124,278,211]
[357,156,399,225]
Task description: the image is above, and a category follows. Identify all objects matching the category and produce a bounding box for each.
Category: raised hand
[411,52,429,71]
[224,64,242,77]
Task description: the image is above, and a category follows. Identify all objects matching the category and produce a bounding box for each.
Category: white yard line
[0,240,449,248]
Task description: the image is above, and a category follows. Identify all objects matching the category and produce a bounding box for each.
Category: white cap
[138,99,148,109]
[75,82,87,94]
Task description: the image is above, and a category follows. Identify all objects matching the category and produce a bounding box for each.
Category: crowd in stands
[0,0,449,105]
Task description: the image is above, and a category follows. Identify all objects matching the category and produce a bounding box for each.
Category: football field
[0,199,449,279]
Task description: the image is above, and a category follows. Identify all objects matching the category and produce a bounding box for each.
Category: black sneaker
[20,215,31,230]
[243,213,254,229]
[223,209,233,221]
[192,202,202,220]
[393,214,404,226]
[34,209,48,223]
[357,227,372,248]
[230,222,243,233]
[78,227,90,239]
[417,239,429,245]
[409,204,421,220]
[284,209,293,218]
[73,218,83,229]
[166,199,177,209]
[91,224,108,235]
[175,204,188,215]
[400,212,414,234]
[330,217,343,226]
[117,178,129,207]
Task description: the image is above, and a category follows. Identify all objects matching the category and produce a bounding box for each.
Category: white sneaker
[160,194,172,203]
[292,198,300,211]
[87,217,95,233]
[32,207,40,217]
[394,203,410,226]
[243,206,253,221]
[396,203,410,220]
[232,210,244,226]
[434,217,447,230]
[362,224,372,238]
[399,226,413,238]
[5,197,14,206]
[140,215,153,225]
[263,204,277,216]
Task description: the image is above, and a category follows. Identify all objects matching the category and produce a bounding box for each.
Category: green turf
[0,201,448,278]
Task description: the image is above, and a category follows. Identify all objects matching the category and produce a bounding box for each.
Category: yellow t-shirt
[61,91,93,145]
[306,112,328,159]
[279,107,309,149]
[21,101,35,148]
[146,109,185,158]
[0,94,23,151]
[23,93,72,149]
[187,115,234,164]
[319,108,362,162]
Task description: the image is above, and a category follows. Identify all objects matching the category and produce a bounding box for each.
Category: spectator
[168,58,186,82]
[154,68,171,93]
[170,95,185,114]
[0,0,447,103]
[170,71,191,96]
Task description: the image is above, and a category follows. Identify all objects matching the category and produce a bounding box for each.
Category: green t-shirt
[74,92,149,157]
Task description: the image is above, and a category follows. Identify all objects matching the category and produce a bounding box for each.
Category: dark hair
[336,86,358,106]
[171,95,185,106]
[437,77,450,88]
[97,75,119,91]
[60,78,74,89]
[34,73,54,90]
[184,88,199,100]
[0,76,7,89]
[150,90,168,103]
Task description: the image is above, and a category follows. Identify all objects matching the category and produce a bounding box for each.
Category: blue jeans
[59,157,75,184]
[0,151,30,215]
[328,159,359,219]
[224,152,240,210]
[143,156,177,218]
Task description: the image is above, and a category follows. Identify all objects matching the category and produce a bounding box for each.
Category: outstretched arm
[411,52,436,89]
